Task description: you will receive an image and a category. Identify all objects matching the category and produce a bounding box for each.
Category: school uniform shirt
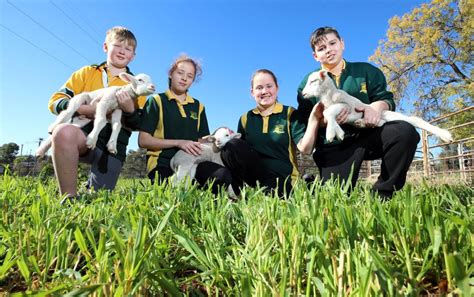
[296,60,396,147]
[140,90,210,174]
[237,103,305,185]
[48,62,145,162]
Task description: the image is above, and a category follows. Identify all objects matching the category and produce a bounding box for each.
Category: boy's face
[312,33,345,68]
[103,39,135,69]
[169,61,196,95]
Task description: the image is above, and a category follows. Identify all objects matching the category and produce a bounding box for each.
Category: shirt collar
[96,61,132,75]
[321,59,346,74]
[252,102,284,115]
[165,89,195,104]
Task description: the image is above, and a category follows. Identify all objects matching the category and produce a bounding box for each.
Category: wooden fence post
[422,130,429,177]
[458,141,466,183]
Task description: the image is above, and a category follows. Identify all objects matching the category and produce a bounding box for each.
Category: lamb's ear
[119,73,137,87]
[232,133,242,139]
[319,70,327,80]
[200,135,215,143]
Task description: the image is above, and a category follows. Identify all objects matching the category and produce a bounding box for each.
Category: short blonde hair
[105,26,137,50]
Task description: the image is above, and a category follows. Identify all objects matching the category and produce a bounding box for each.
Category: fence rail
[417,106,473,184]
[298,106,474,185]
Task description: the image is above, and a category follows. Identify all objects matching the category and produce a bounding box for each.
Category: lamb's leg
[48,93,90,133]
[323,103,347,142]
[106,109,122,154]
[173,164,193,186]
[70,116,92,128]
[86,101,109,150]
[175,164,191,184]
[227,185,238,200]
[382,111,453,142]
[36,137,52,158]
[39,117,92,158]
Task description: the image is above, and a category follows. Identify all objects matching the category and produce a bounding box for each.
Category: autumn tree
[370,0,472,120]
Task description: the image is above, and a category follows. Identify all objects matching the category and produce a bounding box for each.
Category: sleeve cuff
[122,110,141,130]
[383,100,395,111]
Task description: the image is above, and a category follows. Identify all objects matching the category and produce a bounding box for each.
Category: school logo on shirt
[272,125,285,134]
[189,111,198,120]
[360,82,367,94]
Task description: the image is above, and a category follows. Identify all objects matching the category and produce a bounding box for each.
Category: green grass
[0,173,472,296]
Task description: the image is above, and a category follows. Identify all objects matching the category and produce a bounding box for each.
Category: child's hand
[310,103,325,123]
[178,140,203,156]
[336,105,350,124]
[355,104,382,128]
[116,89,135,113]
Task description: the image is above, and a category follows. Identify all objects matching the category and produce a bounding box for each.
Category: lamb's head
[301,70,334,99]
[119,73,156,96]
[202,127,241,151]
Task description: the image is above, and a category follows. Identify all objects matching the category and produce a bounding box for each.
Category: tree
[122,148,147,178]
[0,142,20,167]
[370,0,472,120]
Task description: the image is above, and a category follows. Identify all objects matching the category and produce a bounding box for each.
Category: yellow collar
[322,59,346,74]
[252,102,284,116]
[165,89,194,104]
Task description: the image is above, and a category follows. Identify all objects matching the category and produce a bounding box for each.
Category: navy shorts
[79,147,123,191]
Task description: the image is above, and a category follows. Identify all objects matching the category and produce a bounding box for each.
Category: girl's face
[104,39,135,69]
[312,33,345,68]
[169,61,195,95]
[251,72,279,110]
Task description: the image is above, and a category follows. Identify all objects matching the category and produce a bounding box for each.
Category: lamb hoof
[336,131,345,141]
[354,119,366,128]
[440,131,453,143]
[326,131,336,142]
[86,137,96,150]
[107,143,117,155]
[48,124,56,134]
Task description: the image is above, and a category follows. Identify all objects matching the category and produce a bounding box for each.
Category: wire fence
[407,106,473,185]
[298,106,474,185]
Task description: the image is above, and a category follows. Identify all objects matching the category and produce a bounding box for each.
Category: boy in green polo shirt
[296,26,420,199]
[49,26,144,200]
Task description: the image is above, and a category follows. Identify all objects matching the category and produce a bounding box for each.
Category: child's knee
[385,121,420,147]
[397,121,420,146]
[52,124,84,145]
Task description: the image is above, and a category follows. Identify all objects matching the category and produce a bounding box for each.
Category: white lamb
[170,127,241,197]
[36,73,155,157]
[301,70,453,143]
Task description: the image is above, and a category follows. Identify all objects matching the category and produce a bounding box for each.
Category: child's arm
[297,103,324,154]
[48,67,89,115]
[116,89,141,129]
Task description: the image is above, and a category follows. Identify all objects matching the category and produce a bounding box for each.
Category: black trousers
[148,162,233,195]
[313,121,420,197]
[221,139,293,197]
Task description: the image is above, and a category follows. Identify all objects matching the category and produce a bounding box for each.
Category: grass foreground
[0,174,472,296]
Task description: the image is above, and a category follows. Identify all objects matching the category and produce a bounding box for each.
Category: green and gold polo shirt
[296,60,396,146]
[48,62,145,162]
[140,90,210,173]
[238,103,305,185]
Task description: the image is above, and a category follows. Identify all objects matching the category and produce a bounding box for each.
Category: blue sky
[0,0,428,155]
